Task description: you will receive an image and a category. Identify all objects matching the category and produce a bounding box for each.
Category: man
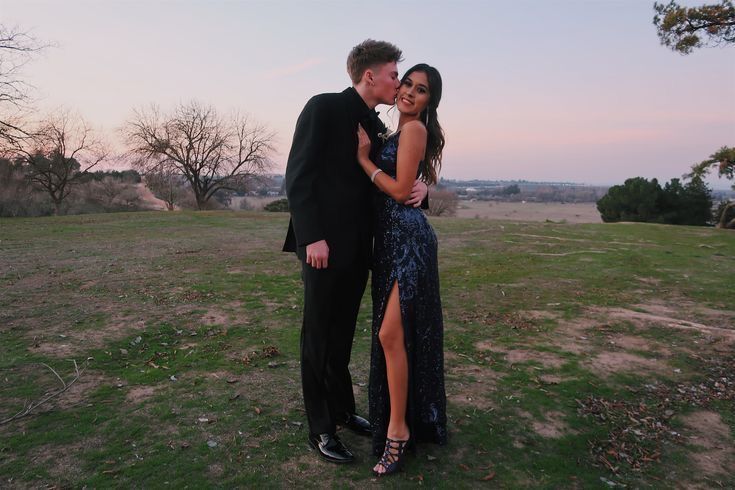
[283,39,428,463]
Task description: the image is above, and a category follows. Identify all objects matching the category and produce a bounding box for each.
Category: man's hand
[306,240,329,269]
[405,180,429,208]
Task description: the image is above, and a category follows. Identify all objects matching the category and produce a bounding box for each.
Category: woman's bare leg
[374,281,410,474]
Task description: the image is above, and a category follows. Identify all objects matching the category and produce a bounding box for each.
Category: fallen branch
[0,358,91,426]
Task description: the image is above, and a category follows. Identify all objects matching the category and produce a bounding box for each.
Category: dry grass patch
[27,316,147,358]
[125,384,164,404]
[606,334,672,356]
[531,410,575,439]
[585,352,670,379]
[680,411,735,478]
[28,436,103,482]
[446,364,501,410]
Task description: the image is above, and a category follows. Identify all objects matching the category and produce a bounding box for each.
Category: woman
[356,63,447,476]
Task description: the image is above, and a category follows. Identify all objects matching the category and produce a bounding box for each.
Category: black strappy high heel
[373,436,410,477]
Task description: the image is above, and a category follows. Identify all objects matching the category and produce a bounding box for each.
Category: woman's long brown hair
[402,64,445,185]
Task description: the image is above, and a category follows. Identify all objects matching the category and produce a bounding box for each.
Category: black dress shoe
[339,413,372,436]
[308,433,354,464]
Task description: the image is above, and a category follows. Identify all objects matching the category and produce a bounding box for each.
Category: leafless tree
[426,188,459,217]
[143,164,185,210]
[0,25,46,145]
[124,101,275,210]
[11,111,108,215]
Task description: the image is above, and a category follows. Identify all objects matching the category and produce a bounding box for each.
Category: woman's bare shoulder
[397,121,427,152]
[399,120,427,138]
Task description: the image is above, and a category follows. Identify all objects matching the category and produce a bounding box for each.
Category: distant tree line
[650,1,734,228]
[596,176,714,226]
[449,183,607,203]
[0,158,149,217]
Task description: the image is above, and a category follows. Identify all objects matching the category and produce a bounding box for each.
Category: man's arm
[285,97,327,249]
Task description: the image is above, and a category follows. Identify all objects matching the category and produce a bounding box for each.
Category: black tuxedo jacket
[282,87,382,267]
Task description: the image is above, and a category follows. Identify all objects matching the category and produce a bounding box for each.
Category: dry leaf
[481,471,496,481]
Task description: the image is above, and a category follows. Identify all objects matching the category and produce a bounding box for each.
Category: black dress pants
[300,258,369,437]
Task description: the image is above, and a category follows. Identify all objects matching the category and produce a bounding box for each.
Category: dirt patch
[538,374,572,384]
[29,436,103,482]
[634,276,661,285]
[28,317,147,358]
[504,349,565,368]
[552,303,735,360]
[279,452,341,483]
[519,310,560,321]
[55,370,109,410]
[595,307,735,337]
[607,334,671,356]
[475,341,566,368]
[208,463,225,478]
[9,273,50,290]
[2,364,109,419]
[474,340,494,351]
[202,309,231,326]
[446,364,500,410]
[531,410,574,439]
[550,318,594,355]
[125,384,164,404]
[680,411,735,477]
[585,352,669,378]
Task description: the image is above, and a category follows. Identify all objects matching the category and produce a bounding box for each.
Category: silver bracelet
[370,168,383,183]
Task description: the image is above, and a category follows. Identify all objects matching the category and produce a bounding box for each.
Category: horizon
[1,0,733,190]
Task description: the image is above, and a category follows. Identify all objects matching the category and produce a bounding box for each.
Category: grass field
[1,211,733,488]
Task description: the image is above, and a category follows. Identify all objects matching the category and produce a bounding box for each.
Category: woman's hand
[356,124,371,167]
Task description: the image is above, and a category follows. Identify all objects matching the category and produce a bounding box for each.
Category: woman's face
[396,71,430,117]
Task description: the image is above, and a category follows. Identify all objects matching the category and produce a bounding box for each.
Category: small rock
[207,440,218,448]
[169,375,177,382]
[119,348,128,355]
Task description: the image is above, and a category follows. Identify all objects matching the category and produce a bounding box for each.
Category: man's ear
[363,68,374,87]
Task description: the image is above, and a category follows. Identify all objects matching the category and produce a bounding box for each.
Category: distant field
[236,196,602,223]
[456,200,601,223]
[1,212,733,488]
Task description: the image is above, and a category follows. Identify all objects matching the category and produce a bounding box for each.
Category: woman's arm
[357,121,427,203]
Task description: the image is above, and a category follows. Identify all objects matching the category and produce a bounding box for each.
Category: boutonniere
[377,131,392,142]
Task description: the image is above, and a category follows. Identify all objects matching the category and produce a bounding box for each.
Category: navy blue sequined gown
[369,132,448,456]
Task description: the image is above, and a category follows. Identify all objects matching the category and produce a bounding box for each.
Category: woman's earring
[425,111,429,125]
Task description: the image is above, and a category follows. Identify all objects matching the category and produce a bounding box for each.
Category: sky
[1,0,734,188]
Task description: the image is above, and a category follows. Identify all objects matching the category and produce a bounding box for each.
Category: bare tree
[426,188,459,217]
[125,101,275,210]
[143,164,185,211]
[0,25,46,145]
[11,111,108,215]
